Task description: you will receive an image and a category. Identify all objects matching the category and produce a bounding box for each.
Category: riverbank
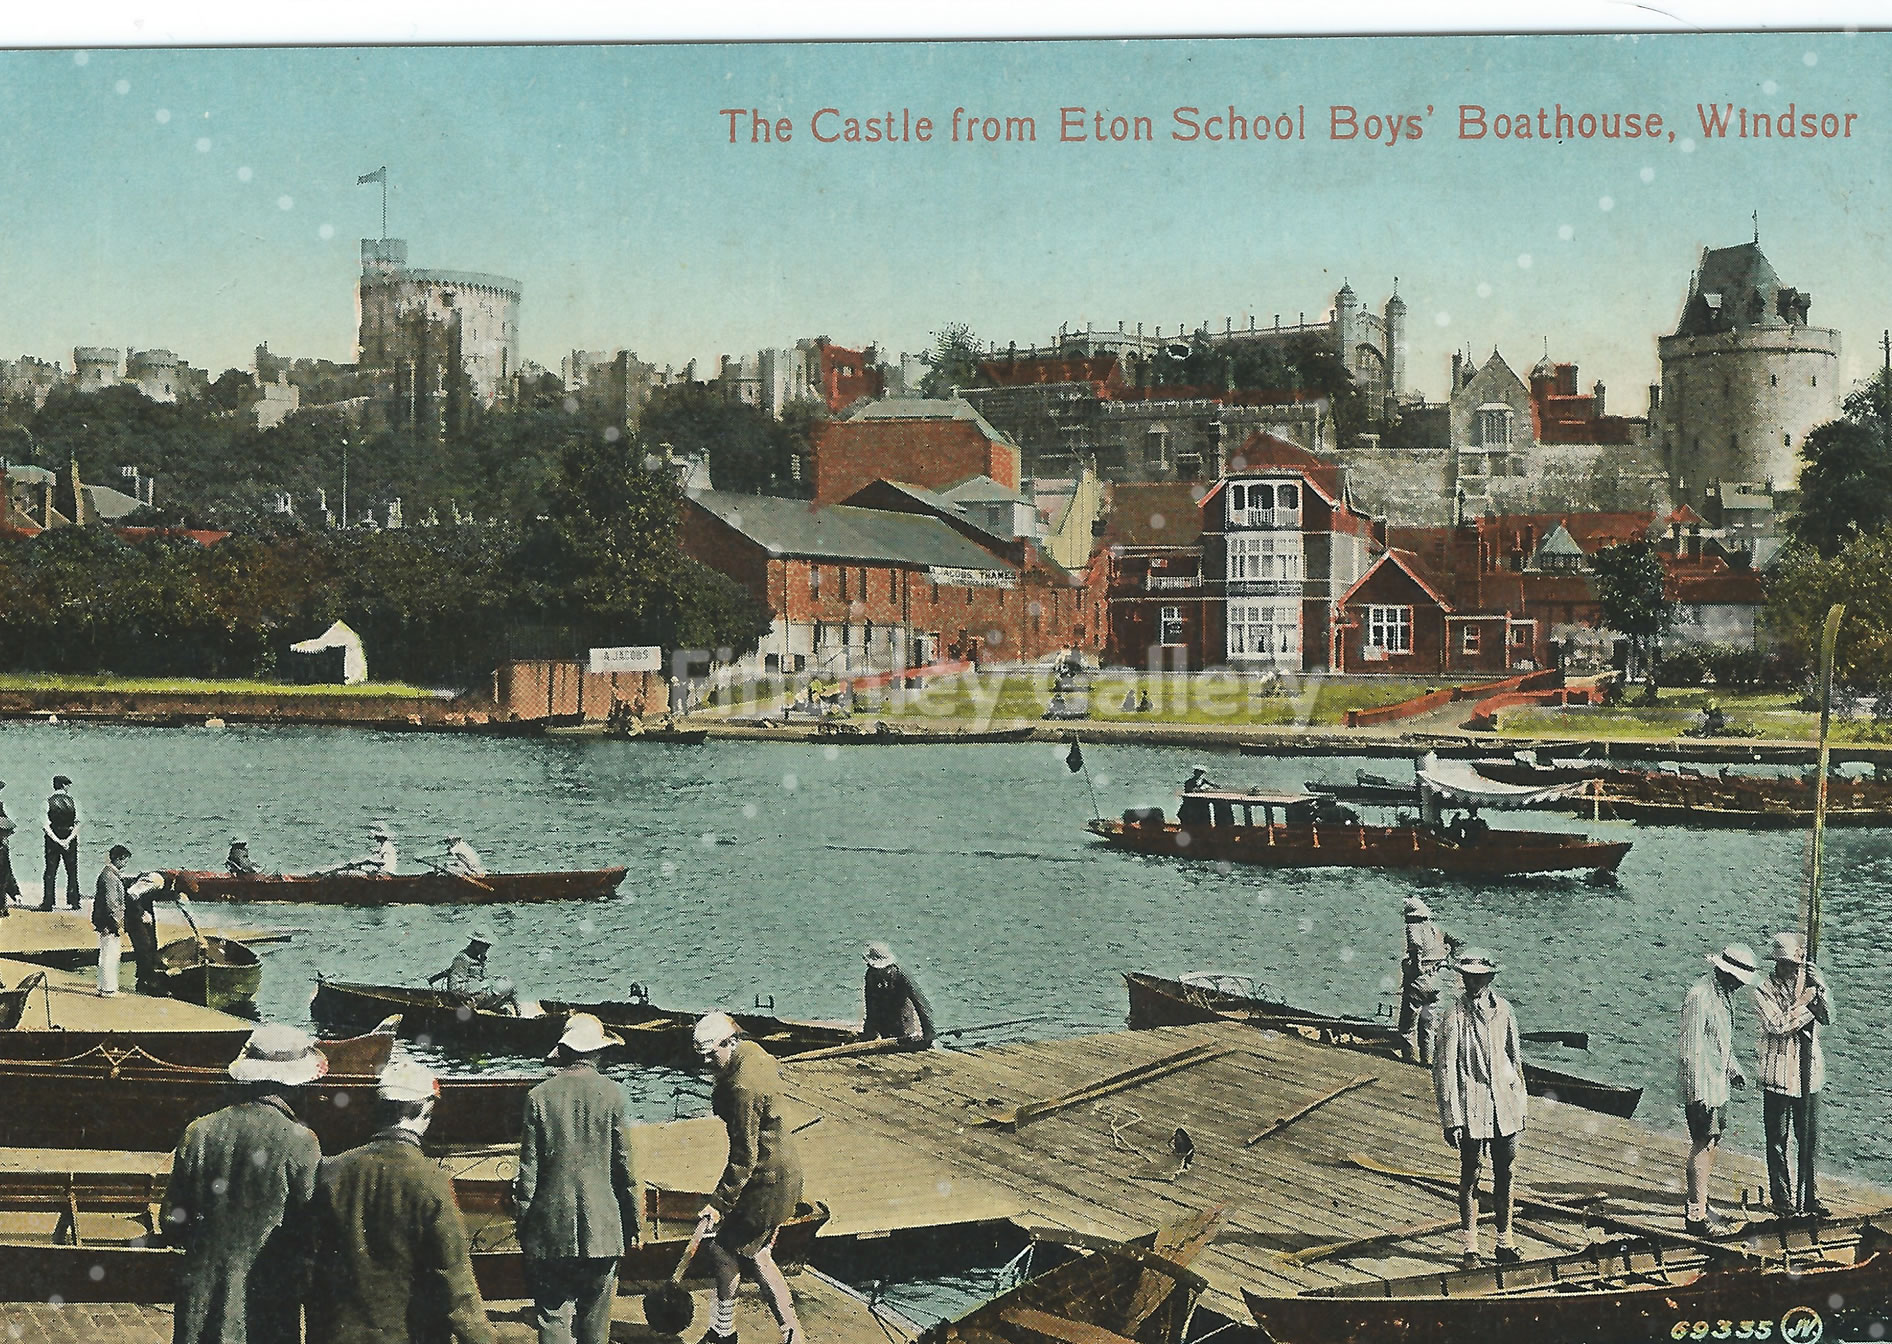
[0,676,507,731]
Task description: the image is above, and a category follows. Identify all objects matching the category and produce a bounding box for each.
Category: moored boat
[0,1176,824,1304]
[309,978,859,1061]
[163,865,628,905]
[1124,972,1643,1118]
[1088,791,1629,879]
[0,1023,394,1074]
[149,935,262,1010]
[606,726,711,744]
[0,976,42,1031]
[0,1046,530,1153]
[1242,1216,1892,1344]
[815,721,1036,745]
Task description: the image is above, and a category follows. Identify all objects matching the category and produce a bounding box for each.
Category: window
[1770,374,1778,387]
[966,586,975,606]
[930,580,940,603]
[1159,605,1185,646]
[1462,626,1481,655]
[888,570,897,600]
[840,568,850,602]
[1366,605,1412,653]
[1227,533,1305,581]
[1510,622,1533,647]
[813,621,825,649]
[1227,603,1301,660]
[1478,408,1512,447]
[858,567,868,596]
[810,566,822,599]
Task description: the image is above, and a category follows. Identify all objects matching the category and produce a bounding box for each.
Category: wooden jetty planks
[778,1022,1892,1321]
[0,957,255,1034]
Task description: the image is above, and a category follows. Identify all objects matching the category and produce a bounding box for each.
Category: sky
[3,23,1890,408]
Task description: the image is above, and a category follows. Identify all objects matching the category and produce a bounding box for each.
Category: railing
[1227,509,1302,530]
[1146,575,1199,591]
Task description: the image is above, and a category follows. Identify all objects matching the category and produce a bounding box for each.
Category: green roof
[687,490,1014,572]
[1534,523,1585,560]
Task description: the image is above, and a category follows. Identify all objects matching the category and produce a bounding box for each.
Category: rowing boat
[1124,973,1642,1118]
[148,935,262,1010]
[309,979,859,1061]
[0,1024,393,1074]
[0,1045,528,1153]
[1088,792,1629,879]
[0,1173,827,1304]
[1242,1216,1892,1344]
[163,866,628,905]
[0,977,40,1031]
[815,722,1036,745]
[919,1206,1225,1344]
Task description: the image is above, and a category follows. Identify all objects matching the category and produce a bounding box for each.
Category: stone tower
[1657,241,1839,513]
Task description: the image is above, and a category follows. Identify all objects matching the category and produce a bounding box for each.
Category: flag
[357,166,387,186]
[1066,739,1084,774]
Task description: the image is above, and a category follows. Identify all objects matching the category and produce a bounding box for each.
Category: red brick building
[810,398,1023,505]
[678,488,1093,680]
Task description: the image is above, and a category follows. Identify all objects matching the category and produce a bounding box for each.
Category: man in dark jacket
[0,779,19,914]
[693,1013,806,1344]
[92,843,131,997]
[863,942,937,1049]
[42,774,79,910]
[515,1013,640,1344]
[163,1024,327,1344]
[308,1060,496,1344]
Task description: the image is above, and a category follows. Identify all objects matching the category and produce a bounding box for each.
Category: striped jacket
[1753,968,1832,1097]
[1433,988,1527,1140]
[1677,973,1741,1107]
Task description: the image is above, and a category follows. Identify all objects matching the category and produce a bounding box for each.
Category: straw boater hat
[469,929,495,948]
[1455,948,1501,976]
[377,1058,439,1102]
[1402,895,1433,921]
[370,821,393,839]
[692,1011,741,1054]
[1708,943,1761,985]
[547,1012,624,1062]
[1770,931,1806,965]
[228,1024,329,1086]
[863,941,896,969]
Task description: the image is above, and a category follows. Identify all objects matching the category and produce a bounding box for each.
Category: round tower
[72,347,121,393]
[1382,288,1407,401]
[1658,241,1839,508]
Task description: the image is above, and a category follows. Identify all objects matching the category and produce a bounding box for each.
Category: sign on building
[929,566,1016,589]
[588,645,663,674]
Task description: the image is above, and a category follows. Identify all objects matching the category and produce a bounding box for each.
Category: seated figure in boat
[428,930,519,1014]
[442,834,487,878]
[322,822,398,877]
[1178,766,1218,826]
[862,942,936,1049]
[1447,807,1491,845]
[225,836,261,877]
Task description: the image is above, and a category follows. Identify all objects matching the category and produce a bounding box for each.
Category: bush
[1759,648,1808,689]
[1656,645,1708,688]
[1701,643,1766,689]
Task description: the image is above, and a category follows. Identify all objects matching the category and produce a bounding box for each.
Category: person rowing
[427,930,519,1014]
[318,822,398,877]
[416,834,486,879]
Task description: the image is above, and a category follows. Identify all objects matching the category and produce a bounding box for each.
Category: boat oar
[175,895,212,959]
[1520,1030,1589,1050]
[643,1212,712,1333]
[421,856,495,895]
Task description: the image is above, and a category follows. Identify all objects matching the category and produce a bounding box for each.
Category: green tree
[918,323,984,398]
[1763,537,1892,689]
[639,382,792,495]
[1592,540,1677,691]
[1790,372,1892,555]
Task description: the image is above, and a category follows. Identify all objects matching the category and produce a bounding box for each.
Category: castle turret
[1383,288,1407,401]
[72,347,120,394]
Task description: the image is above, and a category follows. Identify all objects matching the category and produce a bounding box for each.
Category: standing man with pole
[1678,942,1760,1234]
[1754,932,1833,1218]
[1397,895,1462,1065]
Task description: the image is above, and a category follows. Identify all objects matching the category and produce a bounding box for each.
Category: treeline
[0,436,771,689]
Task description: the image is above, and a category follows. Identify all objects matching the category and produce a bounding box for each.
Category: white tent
[1414,752,1584,810]
[290,620,368,685]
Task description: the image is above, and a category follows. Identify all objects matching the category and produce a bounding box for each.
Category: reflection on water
[4,721,1888,1187]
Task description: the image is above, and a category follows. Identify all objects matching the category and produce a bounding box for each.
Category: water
[4,720,1888,1189]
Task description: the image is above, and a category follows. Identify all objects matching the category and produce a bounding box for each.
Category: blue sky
[3,32,1888,406]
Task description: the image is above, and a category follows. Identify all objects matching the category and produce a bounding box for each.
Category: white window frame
[1462,625,1482,655]
[1227,602,1301,661]
[1159,605,1186,646]
[1227,533,1305,582]
[1366,604,1412,653]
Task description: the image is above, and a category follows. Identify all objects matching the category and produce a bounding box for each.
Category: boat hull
[152,935,261,1010]
[0,1054,528,1153]
[1123,973,1642,1119]
[310,980,859,1062]
[1244,1227,1892,1344]
[165,866,628,905]
[1090,818,1629,877]
[815,724,1036,745]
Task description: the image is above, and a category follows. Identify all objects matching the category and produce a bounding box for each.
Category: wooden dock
[773,1022,1891,1322]
[0,956,257,1034]
[1,907,287,973]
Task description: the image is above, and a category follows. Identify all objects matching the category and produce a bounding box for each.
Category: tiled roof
[685,490,1014,572]
[941,475,1027,503]
[840,396,1020,447]
[1097,482,1207,548]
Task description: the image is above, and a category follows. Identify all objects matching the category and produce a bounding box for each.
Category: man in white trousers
[92,843,133,996]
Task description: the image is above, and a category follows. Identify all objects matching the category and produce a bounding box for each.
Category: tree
[1591,540,1677,691]
[917,323,983,399]
[639,382,792,495]
[1790,371,1892,555]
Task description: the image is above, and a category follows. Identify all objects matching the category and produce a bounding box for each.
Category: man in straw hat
[1754,930,1835,1218]
[862,942,936,1050]
[1433,948,1527,1268]
[1397,895,1463,1065]
[308,1058,496,1344]
[1679,942,1761,1235]
[692,1012,807,1344]
[515,1013,640,1344]
[163,1024,327,1344]
[430,929,520,1014]
[226,835,261,877]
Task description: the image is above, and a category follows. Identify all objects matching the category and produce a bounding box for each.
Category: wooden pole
[1805,603,1844,962]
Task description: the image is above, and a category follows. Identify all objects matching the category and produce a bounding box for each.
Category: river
[4,720,1888,1189]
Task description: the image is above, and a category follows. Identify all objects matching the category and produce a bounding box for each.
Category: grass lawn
[0,673,440,699]
[715,670,1432,727]
[1502,689,1888,743]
